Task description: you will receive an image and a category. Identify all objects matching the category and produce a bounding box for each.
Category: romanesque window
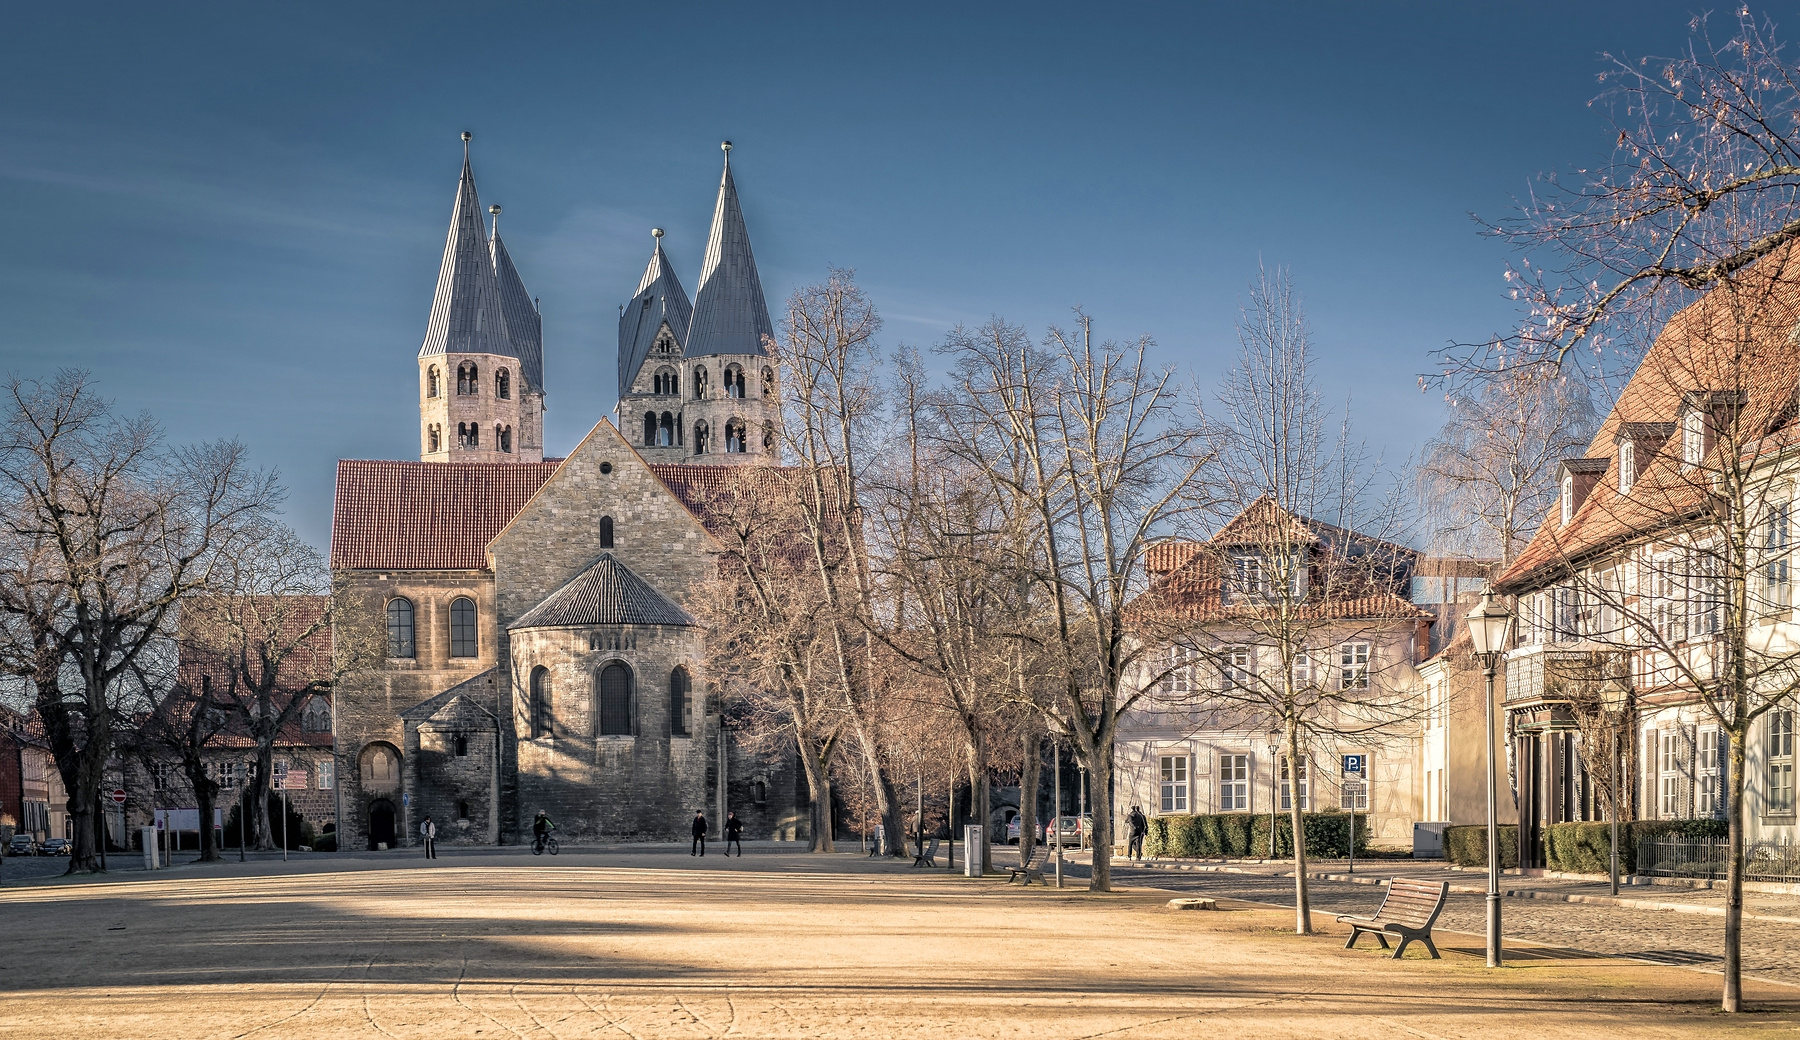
[598,662,633,736]
[454,734,468,756]
[529,666,552,738]
[458,800,470,820]
[725,364,745,399]
[428,425,441,453]
[654,368,678,395]
[694,420,709,454]
[670,666,692,737]
[762,366,775,398]
[386,598,415,659]
[458,422,479,448]
[725,419,746,453]
[600,515,614,549]
[694,366,709,399]
[498,425,512,453]
[497,368,510,400]
[301,697,332,733]
[449,597,477,658]
[458,362,478,395]
[658,412,675,447]
[644,412,657,446]
[427,366,440,398]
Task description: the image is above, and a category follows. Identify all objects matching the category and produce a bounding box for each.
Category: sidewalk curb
[1118,859,1800,925]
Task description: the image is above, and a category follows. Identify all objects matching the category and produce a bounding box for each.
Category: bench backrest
[923,838,940,853]
[1374,878,1449,929]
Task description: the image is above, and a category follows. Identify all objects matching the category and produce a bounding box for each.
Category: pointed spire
[685,141,774,358]
[419,132,514,361]
[489,205,544,394]
[619,228,693,395]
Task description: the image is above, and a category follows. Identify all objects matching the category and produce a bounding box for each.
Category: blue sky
[0,2,1744,548]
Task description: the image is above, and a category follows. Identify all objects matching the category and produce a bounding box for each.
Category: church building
[328,135,803,850]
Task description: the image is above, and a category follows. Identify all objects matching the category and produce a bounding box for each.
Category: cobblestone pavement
[1096,863,1800,985]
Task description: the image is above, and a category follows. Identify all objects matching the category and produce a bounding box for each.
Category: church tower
[620,142,779,466]
[418,132,541,464]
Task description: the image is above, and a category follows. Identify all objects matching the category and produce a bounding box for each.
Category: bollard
[140,827,160,870]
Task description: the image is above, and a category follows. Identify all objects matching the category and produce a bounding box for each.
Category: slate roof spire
[618,227,694,394]
[489,203,544,393]
[419,132,515,362]
[685,141,774,358]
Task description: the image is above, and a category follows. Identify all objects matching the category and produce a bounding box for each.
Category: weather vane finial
[652,227,664,241]
[721,140,732,166]
[489,203,501,236]
[461,130,472,161]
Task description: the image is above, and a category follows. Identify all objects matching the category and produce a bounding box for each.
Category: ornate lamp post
[1602,682,1630,896]
[1267,733,1281,859]
[1465,586,1514,969]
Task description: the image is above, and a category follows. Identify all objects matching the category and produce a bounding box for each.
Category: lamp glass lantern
[1465,587,1514,661]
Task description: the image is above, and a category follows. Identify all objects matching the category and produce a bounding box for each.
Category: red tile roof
[330,459,563,571]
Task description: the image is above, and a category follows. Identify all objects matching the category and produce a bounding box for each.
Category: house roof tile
[330,459,563,571]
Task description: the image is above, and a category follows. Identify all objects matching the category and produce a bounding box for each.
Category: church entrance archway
[368,799,397,850]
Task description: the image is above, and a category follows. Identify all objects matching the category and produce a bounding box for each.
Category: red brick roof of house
[1495,249,1800,592]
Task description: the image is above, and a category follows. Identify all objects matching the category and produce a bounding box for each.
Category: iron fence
[1636,837,1800,881]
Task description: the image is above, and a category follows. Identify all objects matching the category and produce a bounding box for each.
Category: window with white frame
[1763,503,1792,613]
[1562,471,1575,526]
[1690,550,1723,638]
[272,759,289,790]
[1683,408,1705,467]
[1161,642,1196,694]
[1697,729,1721,818]
[150,762,178,791]
[1291,651,1314,689]
[1231,554,1267,600]
[1619,439,1635,494]
[1221,645,1254,689]
[1280,756,1309,810]
[1158,754,1189,813]
[1659,729,1685,818]
[317,760,335,790]
[1593,567,1621,641]
[213,761,239,789]
[1651,554,1686,644]
[1338,642,1370,690]
[1769,711,1796,815]
[1219,754,1250,811]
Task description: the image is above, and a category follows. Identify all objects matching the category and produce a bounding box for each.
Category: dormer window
[1619,439,1635,495]
[1682,409,1705,468]
[1562,472,1575,526]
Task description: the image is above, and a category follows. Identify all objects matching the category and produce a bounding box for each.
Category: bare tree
[0,371,277,873]
[129,643,232,862]
[937,314,1214,891]
[1422,369,1597,569]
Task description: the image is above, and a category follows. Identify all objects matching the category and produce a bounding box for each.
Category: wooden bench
[1335,878,1449,959]
[1006,846,1045,885]
[912,838,940,867]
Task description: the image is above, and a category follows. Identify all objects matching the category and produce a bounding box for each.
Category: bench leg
[1344,928,1362,950]
[1419,934,1440,960]
[1390,935,1413,960]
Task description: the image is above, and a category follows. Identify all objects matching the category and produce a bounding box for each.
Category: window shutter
[1716,728,1730,819]
[1679,725,1696,819]
[1644,728,1659,820]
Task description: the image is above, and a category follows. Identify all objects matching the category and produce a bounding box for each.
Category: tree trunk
[1287,725,1312,935]
[1724,725,1748,1012]
[1086,740,1115,892]
[967,733,993,872]
[794,728,835,853]
[850,713,906,858]
[1018,732,1041,867]
[184,760,221,863]
[250,747,276,850]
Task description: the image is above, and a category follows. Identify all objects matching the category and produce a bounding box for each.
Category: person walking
[724,811,743,857]
[1126,805,1148,860]
[691,810,707,857]
[421,815,438,860]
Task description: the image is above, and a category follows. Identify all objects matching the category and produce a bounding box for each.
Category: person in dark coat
[421,815,437,859]
[724,811,743,856]
[691,810,707,856]
[1127,805,1149,859]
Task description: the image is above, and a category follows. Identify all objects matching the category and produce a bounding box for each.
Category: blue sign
[402,793,411,807]
[1342,754,1367,778]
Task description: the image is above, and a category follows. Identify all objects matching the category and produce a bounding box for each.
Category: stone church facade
[328,136,803,851]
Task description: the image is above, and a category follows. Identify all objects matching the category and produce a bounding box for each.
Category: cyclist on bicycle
[532,810,556,853]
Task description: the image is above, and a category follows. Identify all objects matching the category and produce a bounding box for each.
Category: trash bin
[964,825,983,878]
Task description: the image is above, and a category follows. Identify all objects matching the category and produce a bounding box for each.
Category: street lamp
[1602,681,1630,897]
[1465,585,1514,969]
[1266,733,1280,860]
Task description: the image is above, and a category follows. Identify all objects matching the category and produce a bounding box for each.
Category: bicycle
[532,834,559,856]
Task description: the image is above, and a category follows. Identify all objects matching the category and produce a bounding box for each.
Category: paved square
[1,848,1793,1038]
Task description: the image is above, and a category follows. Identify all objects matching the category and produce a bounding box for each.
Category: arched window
[597,662,633,736]
[654,368,678,395]
[498,425,512,453]
[529,666,551,738]
[457,800,470,820]
[302,696,332,733]
[458,422,479,448]
[449,597,477,658]
[497,369,511,400]
[754,780,767,806]
[762,366,775,398]
[658,412,674,447]
[694,366,709,400]
[675,411,684,446]
[694,420,710,454]
[427,366,440,398]
[386,599,415,659]
[670,666,692,737]
[599,515,614,549]
[457,362,478,395]
[762,420,775,452]
[454,734,468,756]
[644,412,657,445]
[428,425,441,453]
[725,364,745,399]
[725,419,746,453]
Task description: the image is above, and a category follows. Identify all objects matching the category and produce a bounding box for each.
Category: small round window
[599,461,614,474]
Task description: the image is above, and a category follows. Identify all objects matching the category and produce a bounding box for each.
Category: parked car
[1004,817,1043,845]
[6,835,36,857]
[38,838,71,856]
[1045,815,1092,847]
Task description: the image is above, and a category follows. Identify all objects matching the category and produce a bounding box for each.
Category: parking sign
[1342,754,1366,778]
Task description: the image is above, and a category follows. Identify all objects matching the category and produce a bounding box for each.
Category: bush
[311,831,337,852]
[1145,811,1370,858]
[1545,819,1729,874]
[1444,824,1518,868]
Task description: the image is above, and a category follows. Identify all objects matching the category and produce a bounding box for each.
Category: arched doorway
[368,799,397,850]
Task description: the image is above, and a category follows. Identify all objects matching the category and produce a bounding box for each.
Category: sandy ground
[1,847,1795,1038]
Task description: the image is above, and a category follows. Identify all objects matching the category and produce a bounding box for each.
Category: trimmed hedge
[1544,819,1728,874]
[1144,811,1370,858]
[1444,824,1519,868]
